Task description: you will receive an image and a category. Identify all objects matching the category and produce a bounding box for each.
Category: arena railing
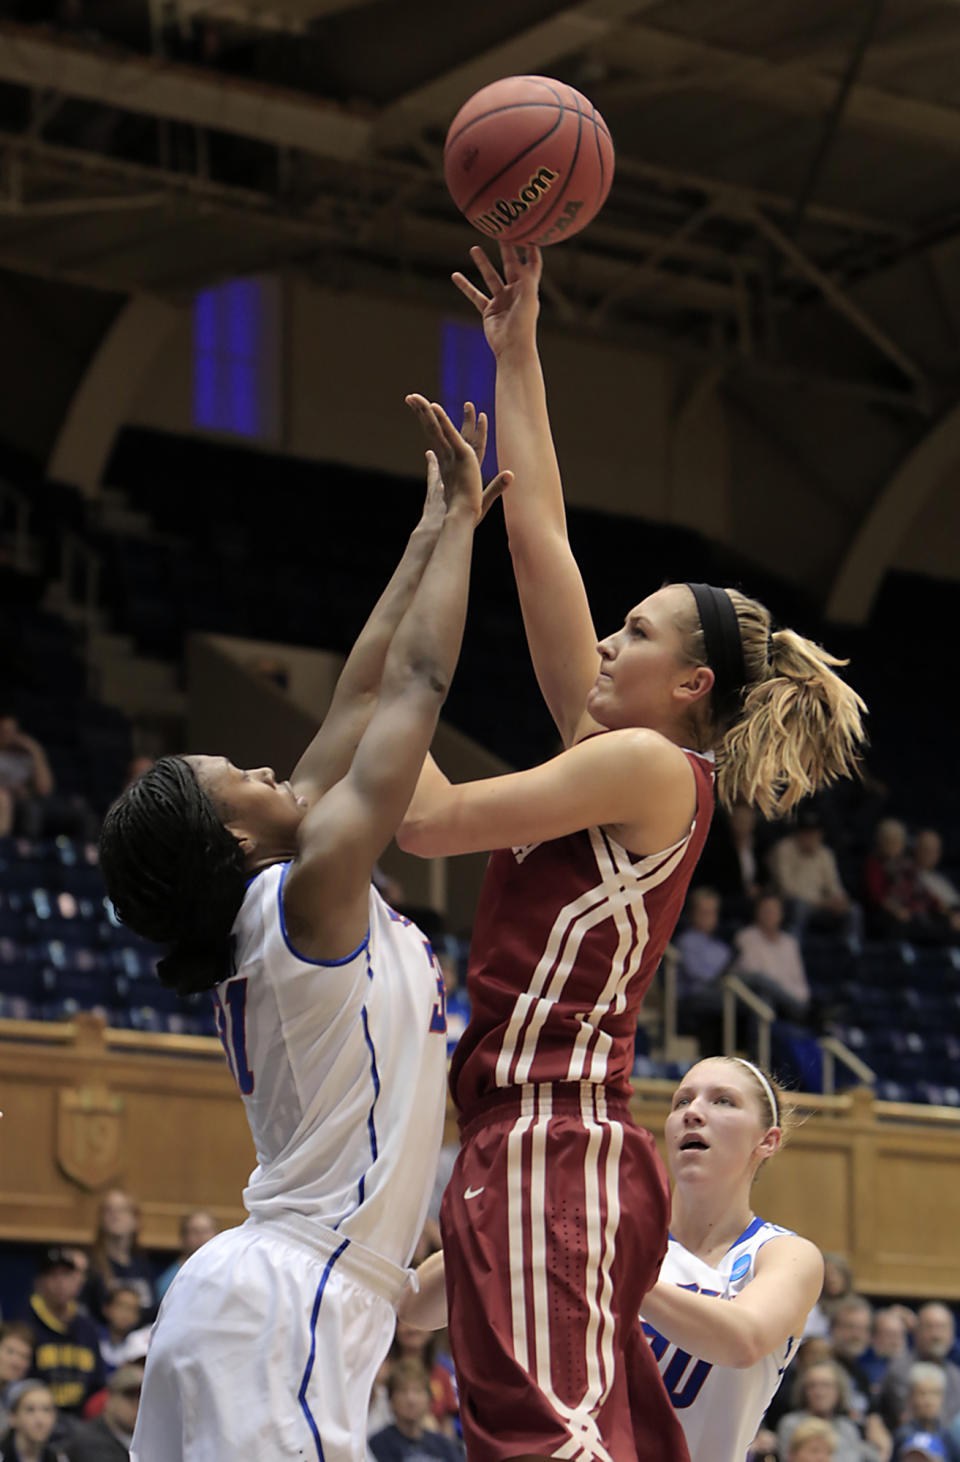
[819,1033,876,1096]
[722,972,776,1069]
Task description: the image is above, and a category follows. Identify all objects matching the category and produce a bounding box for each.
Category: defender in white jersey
[639,1057,823,1462]
[99,398,511,1461]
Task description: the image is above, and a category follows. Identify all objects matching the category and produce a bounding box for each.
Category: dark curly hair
[99,756,247,996]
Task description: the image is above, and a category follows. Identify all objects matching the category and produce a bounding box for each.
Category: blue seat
[916,1082,960,1107]
[772,1022,824,1092]
[50,968,116,1005]
[0,994,40,1020]
[0,963,56,1002]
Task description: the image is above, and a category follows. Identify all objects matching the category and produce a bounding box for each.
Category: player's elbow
[727,1324,768,1369]
[397,796,460,859]
[395,814,431,856]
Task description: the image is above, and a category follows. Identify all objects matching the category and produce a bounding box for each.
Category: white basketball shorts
[130,1213,407,1461]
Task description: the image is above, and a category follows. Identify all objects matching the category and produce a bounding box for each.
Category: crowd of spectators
[748,1286,960,1462]
[6,1202,960,1462]
[674,781,960,1068]
[0,1193,219,1460]
[0,1201,465,1461]
[0,715,98,844]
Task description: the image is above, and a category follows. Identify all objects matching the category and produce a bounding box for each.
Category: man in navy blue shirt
[370,1360,462,1462]
[20,1249,104,1418]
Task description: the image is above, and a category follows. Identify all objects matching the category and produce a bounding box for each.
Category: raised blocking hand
[406,394,512,523]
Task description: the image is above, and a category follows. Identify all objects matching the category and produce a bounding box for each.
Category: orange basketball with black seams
[443,75,615,247]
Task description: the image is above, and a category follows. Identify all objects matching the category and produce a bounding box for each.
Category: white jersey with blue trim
[639,1217,799,1462]
[211,862,448,1267]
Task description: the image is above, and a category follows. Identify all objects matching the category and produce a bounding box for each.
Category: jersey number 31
[215,979,254,1095]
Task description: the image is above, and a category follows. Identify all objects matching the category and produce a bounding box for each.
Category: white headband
[731,1059,779,1126]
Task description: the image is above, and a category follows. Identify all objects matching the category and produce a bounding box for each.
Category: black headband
[685,583,746,709]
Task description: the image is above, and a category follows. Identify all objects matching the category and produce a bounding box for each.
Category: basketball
[443,75,615,248]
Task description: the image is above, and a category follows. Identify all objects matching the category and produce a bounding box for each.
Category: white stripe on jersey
[504,1086,619,1462]
[507,1098,535,1375]
[573,828,691,1084]
[493,825,693,1090]
[639,1218,798,1462]
[530,1084,552,1392]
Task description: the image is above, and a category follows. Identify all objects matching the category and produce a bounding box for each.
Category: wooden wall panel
[0,1018,253,1247]
[2,1020,959,1294]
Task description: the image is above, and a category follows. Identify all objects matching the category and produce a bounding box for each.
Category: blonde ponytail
[678,586,868,820]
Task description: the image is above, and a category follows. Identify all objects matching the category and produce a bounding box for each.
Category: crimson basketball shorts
[441,1081,691,1462]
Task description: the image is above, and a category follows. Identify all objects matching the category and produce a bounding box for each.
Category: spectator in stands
[63,1363,142,1462]
[695,801,766,919]
[862,1310,912,1400]
[0,713,54,837]
[389,1323,458,1441]
[154,1211,217,1303]
[763,1336,837,1432]
[369,1359,462,1461]
[673,886,732,1050]
[892,1365,952,1458]
[946,1398,960,1460]
[911,831,960,941]
[732,892,811,1022]
[864,819,914,936]
[817,763,890,862]
[862,820,951,944]
[768,807,863,947]
[806,1255,857,1339]
[675,887,733,993]
[0,1323,34,1433]
[777,1360,889,1462]
[897,1435,953,1462]
[59,1253,90,1316]
[95,1289,142,1378]
[831,1296,878,1422]
[881,1305,960,1431]
[20,1249,103,1419]
[0,1379,66,1462]
[84,1192,155,1324]
[787,1417,840,1462]
[748,1423,779,1461]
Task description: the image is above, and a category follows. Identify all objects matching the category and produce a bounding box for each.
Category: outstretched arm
[283,401,511,959]
[454,244,600,747]
[640,1236,823,1369]
[399,728,697,861]
[290,404,492,805]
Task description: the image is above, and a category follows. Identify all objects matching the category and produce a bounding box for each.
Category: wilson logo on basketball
[534,199,584,246]
[471,165,559,237]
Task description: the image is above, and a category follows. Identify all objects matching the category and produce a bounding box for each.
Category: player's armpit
[282,779,384,961]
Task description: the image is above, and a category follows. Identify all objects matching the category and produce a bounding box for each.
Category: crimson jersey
[450,748,715,1116]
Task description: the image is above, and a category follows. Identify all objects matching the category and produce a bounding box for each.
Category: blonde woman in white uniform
[640,1057,824,1462]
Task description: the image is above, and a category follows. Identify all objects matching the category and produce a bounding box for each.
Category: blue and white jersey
[211,863,448,1268]
[640,1217,799,1462]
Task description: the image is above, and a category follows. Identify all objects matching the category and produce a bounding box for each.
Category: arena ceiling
[2,0,960,422]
